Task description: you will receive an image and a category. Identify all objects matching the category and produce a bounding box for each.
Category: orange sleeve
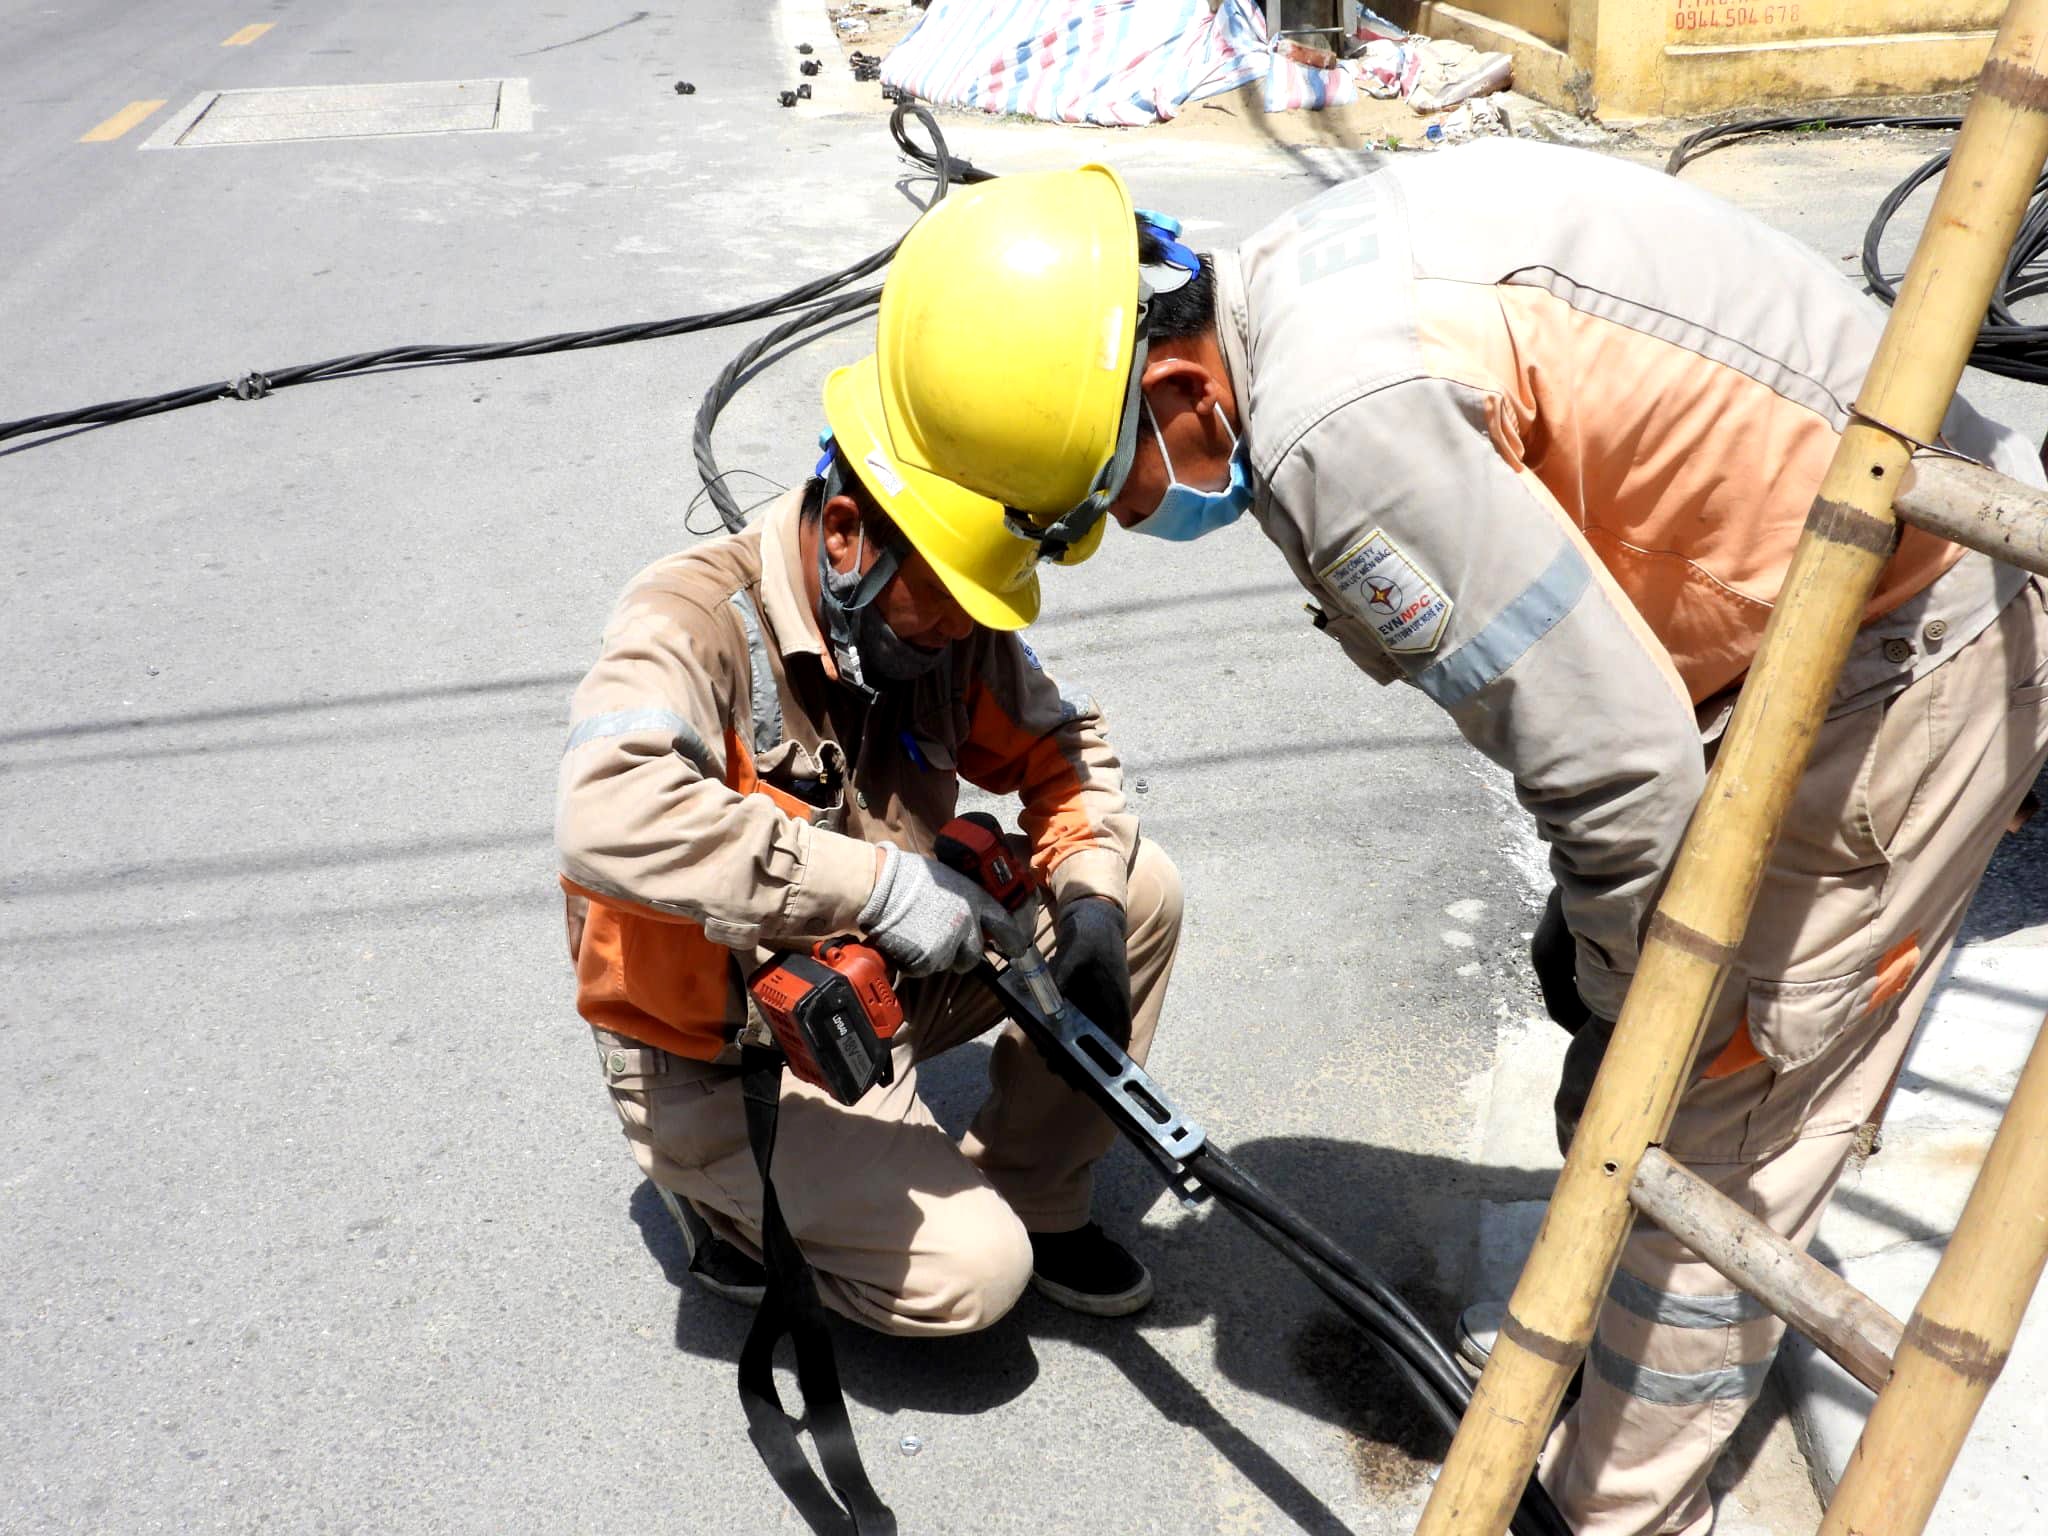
[954,636,1137,907]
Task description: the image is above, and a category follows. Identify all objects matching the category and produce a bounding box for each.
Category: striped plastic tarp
[879,0,1355,127]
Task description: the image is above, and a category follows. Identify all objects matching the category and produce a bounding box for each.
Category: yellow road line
[221,22,274,46]
[79,99,166,142]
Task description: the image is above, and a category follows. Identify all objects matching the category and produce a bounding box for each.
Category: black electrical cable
[1198,1145,1463,1391]
[0,103,981,459]
[1663,111,1959,175]
[689,102,991,529]
[1666,110,2048,387]
[1211,1192,1573,1536]
[0,267,878,451]
[1173,1150,1575,1536]
[1193,1154,1467,1431]
[973,955,1575,1536]
[691,283,883,528]
[1862,150,2048,385]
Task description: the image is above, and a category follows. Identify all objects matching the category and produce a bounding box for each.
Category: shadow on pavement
[1956,763,2048,944]
[625,1116,1563,1530]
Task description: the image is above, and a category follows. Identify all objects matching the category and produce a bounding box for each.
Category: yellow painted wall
[1665,0,1998,47]
[1404,0,1998,116]
[1481,0,1570,46]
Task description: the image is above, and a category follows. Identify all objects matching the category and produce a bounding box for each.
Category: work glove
[1051,896,1133,1046]
[1531,885,1592,1035]
[859,844,1021,977]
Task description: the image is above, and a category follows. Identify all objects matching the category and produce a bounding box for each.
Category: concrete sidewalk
[1778,886,2048,1528]
[1467,814,2048,1532]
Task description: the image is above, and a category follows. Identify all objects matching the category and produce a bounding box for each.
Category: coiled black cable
[690,103,991,528]
[1861,149,2048,385]
[1667,111,2048,387]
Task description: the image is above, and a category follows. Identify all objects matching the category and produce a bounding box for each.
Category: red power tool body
[747,937,904,1105]
[932,812,1035,916]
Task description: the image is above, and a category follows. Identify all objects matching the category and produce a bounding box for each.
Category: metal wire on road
[0,105,984,481]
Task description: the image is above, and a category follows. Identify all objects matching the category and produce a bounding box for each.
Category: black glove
[1531,885,1592,1035]
[1051,896,1132,1046]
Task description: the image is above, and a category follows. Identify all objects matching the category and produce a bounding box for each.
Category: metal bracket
[988,963,1207,1189]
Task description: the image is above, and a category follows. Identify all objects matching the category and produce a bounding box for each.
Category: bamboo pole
[1896,454,2048,577]
[1819,1013,2048,1535]
[1413,8,2048,1532]
[1629,1149,1903,1393]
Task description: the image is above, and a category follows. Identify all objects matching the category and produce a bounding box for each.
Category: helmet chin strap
[1008,306,1154,563]
[816,461,923,695]
[820,457,904,611]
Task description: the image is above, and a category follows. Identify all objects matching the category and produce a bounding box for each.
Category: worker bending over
[864,141,2048,1533]
[556,355,1180,1329]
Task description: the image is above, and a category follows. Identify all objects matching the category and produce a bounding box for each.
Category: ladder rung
[1628,1147,1905,1393]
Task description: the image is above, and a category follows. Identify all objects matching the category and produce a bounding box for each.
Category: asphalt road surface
[4,3,2043,1533]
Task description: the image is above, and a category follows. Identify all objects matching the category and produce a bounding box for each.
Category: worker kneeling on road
[555,354,1180,1330]
[867,142,2048,1533]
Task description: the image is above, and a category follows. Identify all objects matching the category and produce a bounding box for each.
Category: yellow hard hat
[876,165,1143,558]
[821,353,1042,632]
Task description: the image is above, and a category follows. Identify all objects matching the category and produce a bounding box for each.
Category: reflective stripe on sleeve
[1413,542,1590,709]
[1588,1335,1773,1406]
[563,708,716,772]
[730,589,783,754]
[1608,1269,1770,1329]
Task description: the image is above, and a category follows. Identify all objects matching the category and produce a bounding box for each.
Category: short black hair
[803,467,899,543]
[1139,223,1217,342]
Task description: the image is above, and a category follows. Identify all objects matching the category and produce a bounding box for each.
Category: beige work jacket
[555,487,1134,1059]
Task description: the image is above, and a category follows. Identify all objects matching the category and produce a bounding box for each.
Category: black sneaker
[658,1186,766,1306]
[689,1235,767,1307]
[1028,1224,1154,1317]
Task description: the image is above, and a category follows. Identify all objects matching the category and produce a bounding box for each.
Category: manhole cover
[144,78,530,148]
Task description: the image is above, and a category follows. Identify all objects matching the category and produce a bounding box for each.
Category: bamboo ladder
[1410,3,2048,1533]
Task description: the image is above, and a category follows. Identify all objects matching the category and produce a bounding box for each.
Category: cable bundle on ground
[1668,112,2048,386]
[0,105,979,477]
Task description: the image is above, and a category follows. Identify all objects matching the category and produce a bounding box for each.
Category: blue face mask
[1131,398,1252,542]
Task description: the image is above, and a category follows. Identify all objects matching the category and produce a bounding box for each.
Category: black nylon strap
[737,1046,897,1536]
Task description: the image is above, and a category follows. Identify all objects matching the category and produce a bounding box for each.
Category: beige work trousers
[592,838,1183,1337]
[1541,577,2048,1535]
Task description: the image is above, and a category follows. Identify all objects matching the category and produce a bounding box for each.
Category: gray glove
[859,844,1021,977]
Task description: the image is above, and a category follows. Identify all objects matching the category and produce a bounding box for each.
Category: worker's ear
[820,493,866,575]
[1139,356,1226,428]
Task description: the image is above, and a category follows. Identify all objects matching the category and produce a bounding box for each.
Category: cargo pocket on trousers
[1744,969,1876,1075]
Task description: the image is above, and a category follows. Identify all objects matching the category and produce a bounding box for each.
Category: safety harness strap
[736,1046,897,1536]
